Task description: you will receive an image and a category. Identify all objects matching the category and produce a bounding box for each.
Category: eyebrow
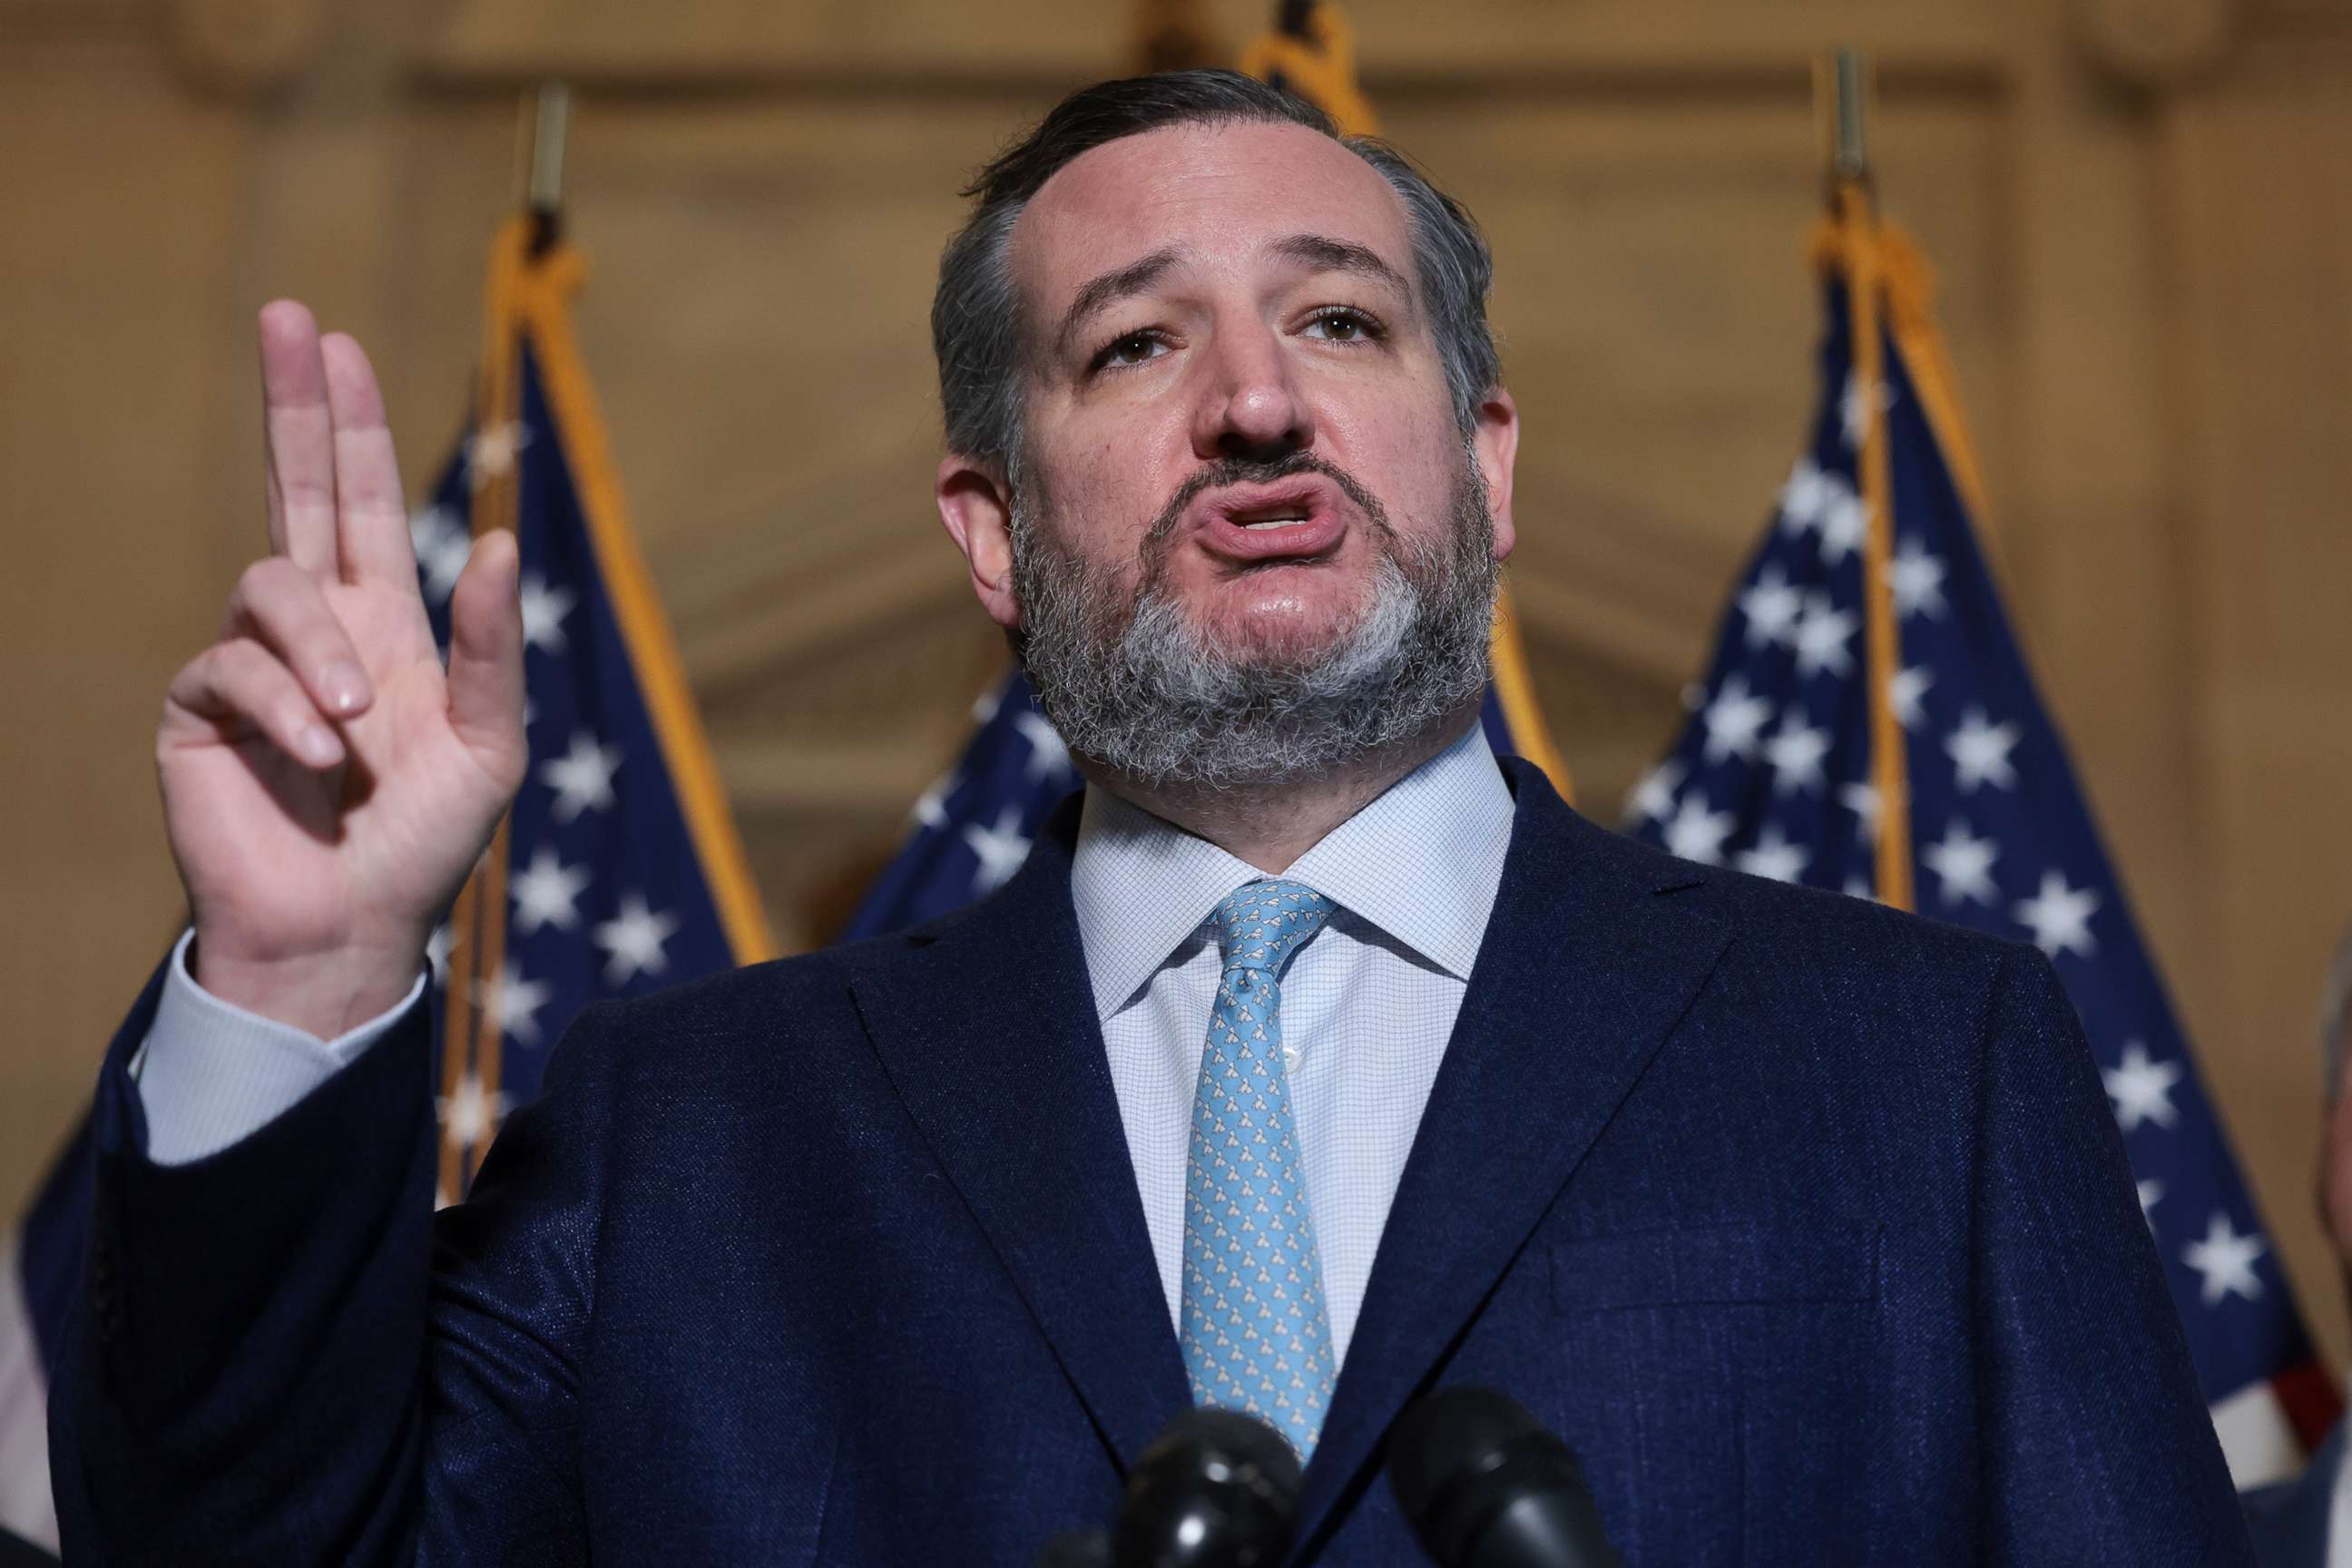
[1051,232,1415,359]
[1266,233,1412,303]
[1054,246,1183,359]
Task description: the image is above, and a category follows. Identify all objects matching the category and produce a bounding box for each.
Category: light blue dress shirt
[1072,721,1513,1368]
[133,721,1514,1372]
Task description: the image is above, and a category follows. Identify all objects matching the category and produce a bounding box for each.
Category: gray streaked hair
[930,69,1502,475]
[2323,918,2352,1100]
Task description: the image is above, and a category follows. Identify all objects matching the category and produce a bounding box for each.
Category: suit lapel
[1292,761,1734,1553]
[849,800,1191,1471]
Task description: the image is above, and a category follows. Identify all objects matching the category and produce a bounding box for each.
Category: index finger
[257,300,340,579]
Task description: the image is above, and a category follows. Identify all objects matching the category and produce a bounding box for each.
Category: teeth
[1238,515,1310,529]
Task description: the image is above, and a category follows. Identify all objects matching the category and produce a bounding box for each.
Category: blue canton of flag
[1622,258,2336,1484]
[407,328,756,1176]
[840,671,1529,941]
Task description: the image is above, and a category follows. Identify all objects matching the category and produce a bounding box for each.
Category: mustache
[1136,451,1395,579]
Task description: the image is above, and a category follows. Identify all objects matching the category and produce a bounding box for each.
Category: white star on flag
[541,731,622,822]
[1779,457,1831,534]
[1739,565,1805,647]
[518,573,577,655]
[1764,714,1831,796]
[1839,369,1896,448]
[964,806,1033,893]
[593,893,681,986]
[1818,487,1867,566]
[1662,792,1735,866]
[1947,708,2022,792]
[2182,1212,2266,1306]
[1623,761,1683,827]
[1793,594,1858,679]
[509,845,591,935]
[913,772,956,830]
[438,1071,512,1149]
[2014,868,2101,958]
[1921,819,2000,906]
[1701,674,1774,763]
[1889,665,1933,730]
[1840,780,1882,846]
[1012,710,1073,783]
[466,420,532,485]
[408,504,472,602]
[1891,538,1948,620]
[2103,1041,2184,1133]
[1736,825,1810,884]
[475,958,553,1045]
[2138,1180,2163,1229]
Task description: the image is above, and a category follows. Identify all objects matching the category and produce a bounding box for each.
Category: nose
[1190,317,1313,463]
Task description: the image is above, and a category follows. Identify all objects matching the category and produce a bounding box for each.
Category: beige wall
[5,0,2351,1362]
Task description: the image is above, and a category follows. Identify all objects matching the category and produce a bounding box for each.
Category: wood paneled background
[5,0,2350,1363]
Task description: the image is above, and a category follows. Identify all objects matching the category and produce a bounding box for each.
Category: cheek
[1037,413,1192,554]
[1323,401,1463,534]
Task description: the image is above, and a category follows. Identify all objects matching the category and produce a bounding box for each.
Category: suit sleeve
[50,956,625,1566]
[1970,944,2256,1564]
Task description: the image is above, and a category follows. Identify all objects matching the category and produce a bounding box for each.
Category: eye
[1301,307,1385,344]
[1091,329,1169,372]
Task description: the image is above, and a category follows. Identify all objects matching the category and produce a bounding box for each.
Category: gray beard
[1008,447,1500,794]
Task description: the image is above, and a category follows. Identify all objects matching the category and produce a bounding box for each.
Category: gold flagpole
[1818,49,1915,911]
[437,86,564,1199]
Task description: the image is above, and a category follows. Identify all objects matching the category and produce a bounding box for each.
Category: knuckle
[215,638,279,691]
[235,556,283,600]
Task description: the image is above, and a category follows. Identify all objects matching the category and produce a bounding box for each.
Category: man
[2247,923,2352,1567]
[51,71,2249,1563]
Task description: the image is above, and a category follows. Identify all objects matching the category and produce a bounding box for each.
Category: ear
[936,454,1021,631]
[1471,386,1520,564]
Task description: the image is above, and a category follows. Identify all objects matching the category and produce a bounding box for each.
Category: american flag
[406,230,771,1192]
[1621,230,2339,1485]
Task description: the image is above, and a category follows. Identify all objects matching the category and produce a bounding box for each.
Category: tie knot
[1211,879,1334,977]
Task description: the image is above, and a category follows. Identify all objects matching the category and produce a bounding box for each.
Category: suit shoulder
[548,928,926,1075]
[652,930,918,1015]
[1586,815,2036,997]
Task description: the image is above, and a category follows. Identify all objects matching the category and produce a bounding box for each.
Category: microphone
[1108,1407,1304,1567]
[1387,1387,1623,1568]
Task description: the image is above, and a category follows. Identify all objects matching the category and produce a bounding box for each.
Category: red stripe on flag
[2273,1357,2344,1451]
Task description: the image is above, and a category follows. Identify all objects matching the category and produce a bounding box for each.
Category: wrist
[189,930,427,1041]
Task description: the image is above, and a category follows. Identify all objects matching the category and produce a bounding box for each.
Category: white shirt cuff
[129,930,426,1166]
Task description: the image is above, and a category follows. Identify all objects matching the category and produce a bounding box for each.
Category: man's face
[937,117,1516,679]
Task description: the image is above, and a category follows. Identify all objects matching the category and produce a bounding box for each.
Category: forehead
[1010,119,1415,312]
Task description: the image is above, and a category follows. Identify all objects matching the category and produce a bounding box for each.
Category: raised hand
[156,301,526,1039]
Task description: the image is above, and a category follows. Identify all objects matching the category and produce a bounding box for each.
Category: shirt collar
[1069,722,1516,1017]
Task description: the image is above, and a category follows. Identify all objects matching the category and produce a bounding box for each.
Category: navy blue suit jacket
[53,761,2251,1563]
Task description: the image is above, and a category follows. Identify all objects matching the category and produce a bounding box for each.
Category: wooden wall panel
[0,30,247,1210]
[2167,26,2352,1357]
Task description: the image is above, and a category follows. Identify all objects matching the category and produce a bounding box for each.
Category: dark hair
[930,68,1501,474]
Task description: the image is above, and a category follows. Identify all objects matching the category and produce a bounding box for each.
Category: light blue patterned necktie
[1180,878,1338,1461]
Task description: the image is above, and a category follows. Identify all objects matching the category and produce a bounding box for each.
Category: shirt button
[1283,1044,1302,1072]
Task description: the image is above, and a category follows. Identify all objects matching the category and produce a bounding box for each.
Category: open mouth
[1197,480,1348,564]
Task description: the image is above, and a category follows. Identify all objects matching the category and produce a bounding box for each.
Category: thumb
[446,527,526,780]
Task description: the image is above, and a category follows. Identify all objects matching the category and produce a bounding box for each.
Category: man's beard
[1008,447,1500,793]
